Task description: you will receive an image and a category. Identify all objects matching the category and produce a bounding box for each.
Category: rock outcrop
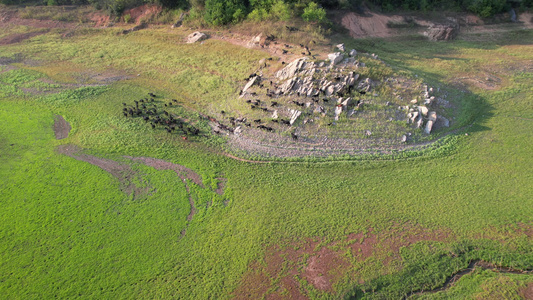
[424,23,459,41]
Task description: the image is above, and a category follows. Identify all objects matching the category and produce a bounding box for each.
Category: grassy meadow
[0,20,532,299]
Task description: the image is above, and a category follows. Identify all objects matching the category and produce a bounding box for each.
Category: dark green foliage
[203,0,248,25]
[463,0,509,17]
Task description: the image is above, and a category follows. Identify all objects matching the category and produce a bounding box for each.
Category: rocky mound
[208,44,453,158]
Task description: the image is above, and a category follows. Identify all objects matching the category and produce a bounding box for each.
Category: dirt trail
[56,145,146,196]
[124,156,207,236]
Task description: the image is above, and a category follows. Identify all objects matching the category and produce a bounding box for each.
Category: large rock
[328,52,344,65]
[187,31,208,43]
[276,58,307,81]
[424,23,459,41]
[424,120,434,134]
[242,76,258,94]
[288,109,302,125]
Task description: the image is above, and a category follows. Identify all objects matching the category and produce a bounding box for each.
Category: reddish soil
[233,223,453,298]
[123,4,162,25]
[520,282,533,300]
[56,145,148,196]
[53,115,71,140]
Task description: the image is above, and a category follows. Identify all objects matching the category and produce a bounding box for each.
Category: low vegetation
[0,4,532,300]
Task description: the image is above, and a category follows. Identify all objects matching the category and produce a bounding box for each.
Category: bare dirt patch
[341,11,406,38]
[56,145,148,196]
[53,115,71,140]
[520,282,533,300]
[233,223,454,297]
[214,177,227,195]
[125,156,204,187]
[0,30,50,45]
[123,4,162,25]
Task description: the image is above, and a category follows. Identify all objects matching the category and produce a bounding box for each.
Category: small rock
[336,43,345,52]
[365,130,372,136]
[349,49,357,56]
[187,31,208,43]
[401,135,407,143]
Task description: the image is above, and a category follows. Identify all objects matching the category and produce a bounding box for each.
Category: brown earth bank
[232,223,454,298]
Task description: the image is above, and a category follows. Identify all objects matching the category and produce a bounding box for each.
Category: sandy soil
[53,115,71,140]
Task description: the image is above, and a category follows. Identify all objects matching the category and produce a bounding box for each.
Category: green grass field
[0,21,532,299]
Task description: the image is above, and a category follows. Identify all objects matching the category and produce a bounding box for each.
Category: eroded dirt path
[56,145,146,196]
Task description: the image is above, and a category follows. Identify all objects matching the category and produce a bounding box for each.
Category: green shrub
[301,2,327,23]
[123,13,131,23]
[464,0,508,17]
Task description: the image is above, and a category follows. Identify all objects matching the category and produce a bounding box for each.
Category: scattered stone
[365,130,372,136]
[401,134,407,142]
[349,49,357,56]
[187,31,208,43]
[336,43,345,52]
[418,105,429,117]
[272,110,278,119]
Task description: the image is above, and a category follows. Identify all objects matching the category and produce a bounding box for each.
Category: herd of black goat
[121,93,200,138]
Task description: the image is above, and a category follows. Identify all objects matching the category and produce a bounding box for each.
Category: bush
[301,2,327,23]
[464,0,508,17]
[204,0,247,25]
